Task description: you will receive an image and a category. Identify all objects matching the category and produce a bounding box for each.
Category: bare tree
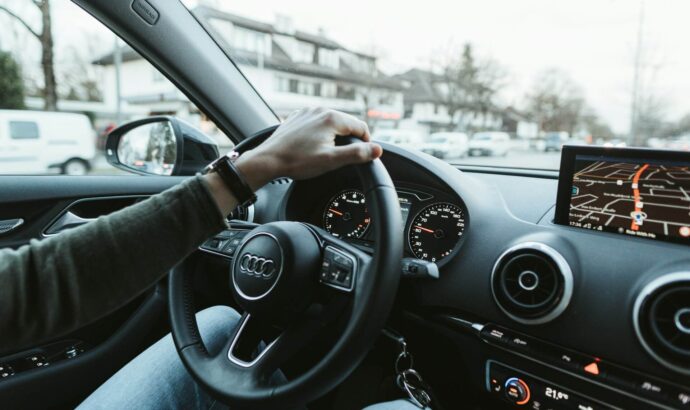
[432,43,505,131]
[661,113,690,138]
[0,0,57,110]
[634,93,668,143]
[59,35,104,102]
[524,69,585,136]
[580,108,614,139]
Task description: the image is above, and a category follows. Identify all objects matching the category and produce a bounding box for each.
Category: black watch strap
[203,155,257,206]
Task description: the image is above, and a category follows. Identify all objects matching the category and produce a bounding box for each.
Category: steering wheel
[168,133,403,409]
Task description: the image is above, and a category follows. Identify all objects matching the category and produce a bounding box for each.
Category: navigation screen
[559,149,690,244]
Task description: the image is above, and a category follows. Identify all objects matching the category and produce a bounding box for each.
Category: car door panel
[0,175,185,409]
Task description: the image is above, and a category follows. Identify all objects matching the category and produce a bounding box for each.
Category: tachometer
[408,202,466,262]
[323,190,370,239]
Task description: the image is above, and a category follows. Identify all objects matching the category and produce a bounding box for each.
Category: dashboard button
[504,377,531,405]
[481,325,512,347]
[635,378,668,402]
[672,388,690,408]
[0,364,14,378]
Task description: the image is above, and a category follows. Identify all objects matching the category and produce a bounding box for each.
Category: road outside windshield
[1,0,690,175]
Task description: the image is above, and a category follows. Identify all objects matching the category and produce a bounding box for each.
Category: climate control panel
[487,361,614,409]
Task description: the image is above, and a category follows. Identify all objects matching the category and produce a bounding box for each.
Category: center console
[478,146,690,409]
[481,324,690,409]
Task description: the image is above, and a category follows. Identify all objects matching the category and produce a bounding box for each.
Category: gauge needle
[329,208,344,216]
[416,225,434,233]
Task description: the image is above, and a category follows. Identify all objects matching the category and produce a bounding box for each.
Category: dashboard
[245,143,690,409]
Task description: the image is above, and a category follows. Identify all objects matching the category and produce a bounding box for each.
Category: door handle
[0,219,24,235]
[44,212,95,236]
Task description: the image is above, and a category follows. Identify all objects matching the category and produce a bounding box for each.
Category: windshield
[430,135,448,143]
[187,0,690,170]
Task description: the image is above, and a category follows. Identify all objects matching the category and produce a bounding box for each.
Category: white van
[0,110,96,175]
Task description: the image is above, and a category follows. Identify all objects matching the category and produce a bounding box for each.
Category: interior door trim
[41,195,149,237]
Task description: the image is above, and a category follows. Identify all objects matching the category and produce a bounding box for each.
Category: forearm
[0,176,228,353]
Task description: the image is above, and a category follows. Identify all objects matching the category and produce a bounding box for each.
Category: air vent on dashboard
[491,242,573,325]
[634,273,690,375]
[227,204,254,222]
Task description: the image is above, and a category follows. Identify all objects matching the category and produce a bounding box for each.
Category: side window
[0,2,232,176]
[9,121,39,140]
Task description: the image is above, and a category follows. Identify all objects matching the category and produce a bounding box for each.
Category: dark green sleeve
[0,176,227,354]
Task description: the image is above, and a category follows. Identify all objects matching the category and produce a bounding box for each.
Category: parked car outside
[668,135,690,151]
[0,110,96,175]
[603,138,628,148]
[468,131,511,156]
[372,129,425,152]
[420,132,469,159]
[544,132,570,152]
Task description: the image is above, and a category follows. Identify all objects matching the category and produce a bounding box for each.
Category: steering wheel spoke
[222,312,277,371]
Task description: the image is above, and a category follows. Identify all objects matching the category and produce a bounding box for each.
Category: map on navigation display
[568,157,690,242]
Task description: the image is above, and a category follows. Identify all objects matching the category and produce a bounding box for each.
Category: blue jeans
[78,306,421,410]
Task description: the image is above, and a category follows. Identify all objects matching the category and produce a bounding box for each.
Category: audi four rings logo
[238,254,276,278]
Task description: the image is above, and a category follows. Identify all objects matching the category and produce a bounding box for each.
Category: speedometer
[408,203,466,262]
[323,190,370,239]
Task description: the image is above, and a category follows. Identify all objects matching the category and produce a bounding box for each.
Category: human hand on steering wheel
[237,108,383,189]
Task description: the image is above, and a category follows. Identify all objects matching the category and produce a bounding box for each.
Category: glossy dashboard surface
[250,143,690,407]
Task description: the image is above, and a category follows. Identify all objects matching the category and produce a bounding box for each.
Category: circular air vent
[491,242,573,325]
[634,273,690,375]
[227,204,254,222]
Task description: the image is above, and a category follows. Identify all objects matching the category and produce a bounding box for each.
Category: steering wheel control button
[201,237,226,251]
[233,233,283,300]
[199,229,251,257]
[320,246,356,291]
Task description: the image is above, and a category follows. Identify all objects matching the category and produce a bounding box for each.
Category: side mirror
[105,116,220,176]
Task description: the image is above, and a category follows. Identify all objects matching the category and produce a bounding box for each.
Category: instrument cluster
[321,187,467,264]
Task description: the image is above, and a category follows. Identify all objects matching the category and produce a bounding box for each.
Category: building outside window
[152,68,165,82]
[318,48,339,69]
[336,85,356,100]
[289,79,299,93]
[294,41,315,64]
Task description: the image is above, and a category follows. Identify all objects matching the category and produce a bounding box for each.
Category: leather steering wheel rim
[168,135,403,409]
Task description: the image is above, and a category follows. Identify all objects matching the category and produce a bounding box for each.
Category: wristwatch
[202,151,257,207]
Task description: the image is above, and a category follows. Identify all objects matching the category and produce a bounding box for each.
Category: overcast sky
[3,0,690,134]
